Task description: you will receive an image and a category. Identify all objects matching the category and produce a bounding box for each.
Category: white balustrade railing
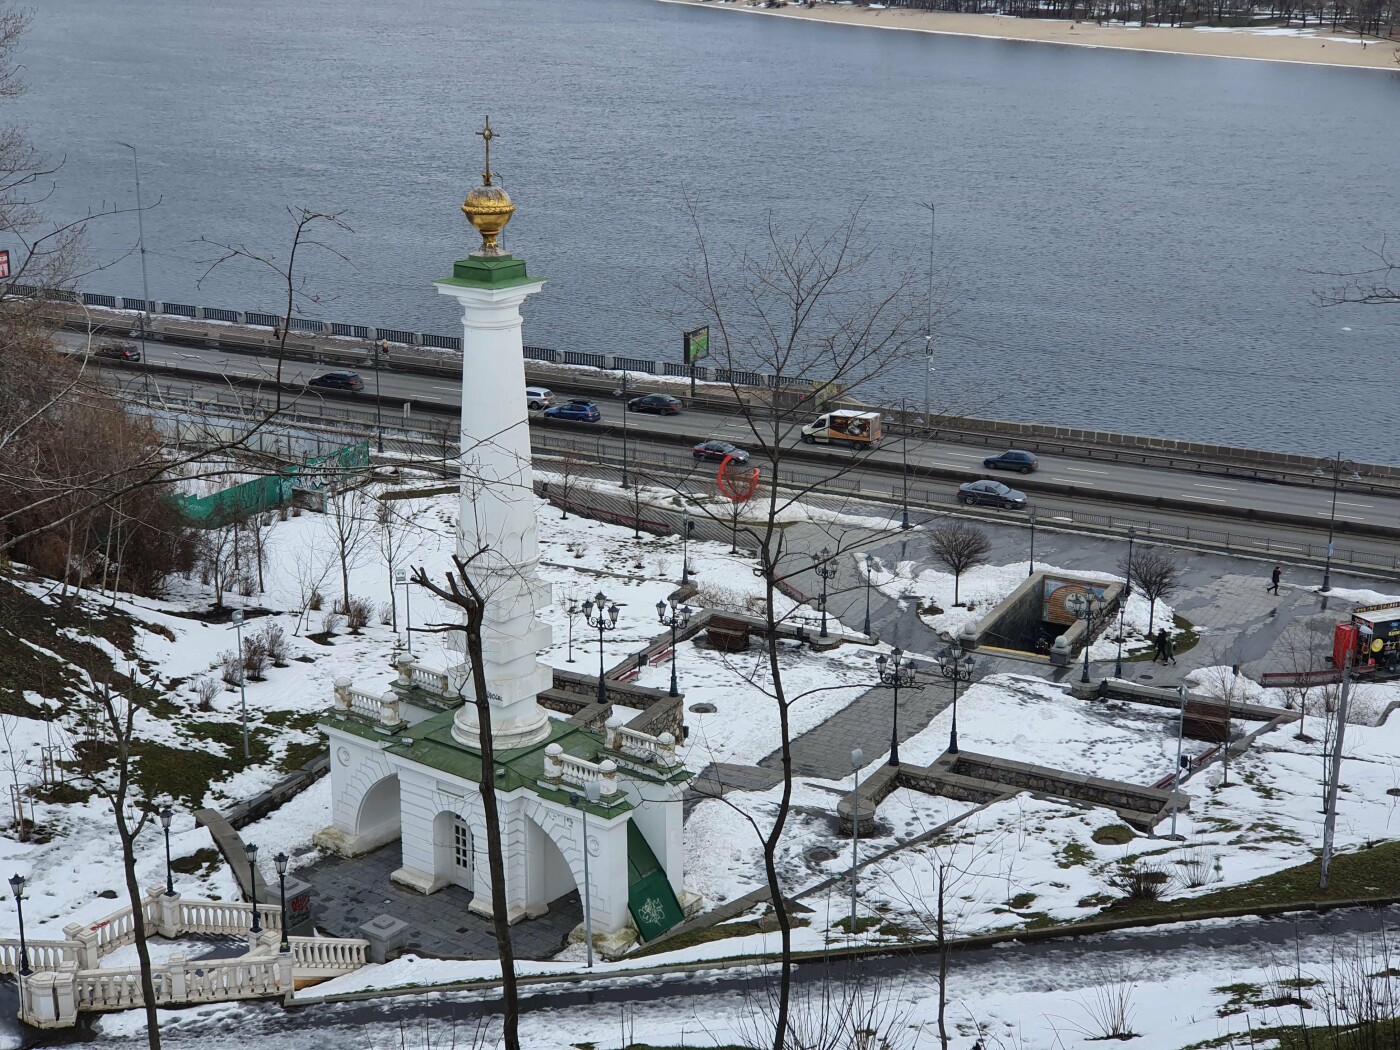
[90,907,139,956]
[179,899,255,935]
[541,745,619,797]
[0,939,76,974]
[183,956,283,1001]
[74,969,145,1011]
[409,664,449,696]
[347,687,382,721]
[604,717,681,769]
[289,936,367,972]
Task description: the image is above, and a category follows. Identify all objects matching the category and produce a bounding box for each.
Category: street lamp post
[875,649,922,766]
[849,747,864,936]
[680,509,693,584]
[584,592,621,702]
[565,598,579,663]
[1028,509,1037,577]
[921,199,936,422]
[245,842,262,934]
[656,599,693,698]
[395,568,412,654]
[1168,684,1188,840]
[117,142,152,360]
[232,608,250,759]
[1114,527,1136,680]
[619,373,631,490]
[159,806,175,896]
[8,874,30,976]
[900,397,911,531]
[862,553,873,637]
[937,645,976,754]
[372,340,387,454]
[811,547,838,639]
[274,852,290,953]
[569,781,602,968]
[1066,590,1106,686]
[1321,451,1344,593]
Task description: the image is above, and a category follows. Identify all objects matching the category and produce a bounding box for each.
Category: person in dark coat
[1268,565,1282,595]
[1154,627,1170,663]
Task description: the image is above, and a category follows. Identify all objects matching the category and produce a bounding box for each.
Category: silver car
[526,386,553,411]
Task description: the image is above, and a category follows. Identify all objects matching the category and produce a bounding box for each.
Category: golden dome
[462,183,514,257]
[462,115,515,257]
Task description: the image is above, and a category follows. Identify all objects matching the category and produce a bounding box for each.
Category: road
[68,333,1400,571]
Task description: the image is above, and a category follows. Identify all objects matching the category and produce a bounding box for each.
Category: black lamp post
[372,340,387,454]
[680,509,694,584]
[274,852,290,953]
[8,873,29,976]
[900,397,911,531]
[1320,451,1353,594]
[245,842,262,934]
[1066,589,1106,685]
[159,805,175,896]
[937,644,976,754]
[811,547,838,639]
[1114,527,1136,680]
[656,599,693,698]
[862,553,873,637]
[565,598,579,663]
[875,648,922,766]
[1028,509,1037,577]
[619,373,631,490]
[584,591,621,702]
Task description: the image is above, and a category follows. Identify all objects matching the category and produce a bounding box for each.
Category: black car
[957,479,1027,509]
[628,393,682,416]
[95,343,141,362]
[308,371,364,391]
[983,449,1038,474]
[693,440,750,464]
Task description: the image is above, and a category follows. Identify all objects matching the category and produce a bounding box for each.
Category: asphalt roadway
[67,333,1400,571]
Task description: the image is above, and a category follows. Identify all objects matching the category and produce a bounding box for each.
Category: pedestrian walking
[273,323,283,342]
[1165,631,1177,665]
[1268,564,1282,595]
[1154,627,1170,663]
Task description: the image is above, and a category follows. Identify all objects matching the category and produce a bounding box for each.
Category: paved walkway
[307,843,581,960]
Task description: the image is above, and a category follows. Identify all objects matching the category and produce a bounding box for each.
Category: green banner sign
[683,325,709,366]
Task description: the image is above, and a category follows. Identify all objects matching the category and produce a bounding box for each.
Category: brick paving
[306,842,581,960]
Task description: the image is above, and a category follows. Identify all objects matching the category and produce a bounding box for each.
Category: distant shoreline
[655,0,1400,70]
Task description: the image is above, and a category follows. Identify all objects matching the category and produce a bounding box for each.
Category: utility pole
[921,201,935,422]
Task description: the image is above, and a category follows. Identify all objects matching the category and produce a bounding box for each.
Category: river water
[11,0,1400,456]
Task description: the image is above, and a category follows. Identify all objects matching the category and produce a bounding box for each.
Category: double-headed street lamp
[8,873,30,976]
[159,805,175,896]
[1066,589,1107,686]
[1114,527,1136,679]
[875,649,922,766]
[274,852,291,953]
[937,645,976,754]
[811,547,838,639]
[584,592,621,702]
[656,599,693,698]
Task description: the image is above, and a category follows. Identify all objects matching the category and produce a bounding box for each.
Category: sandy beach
[658,0,1400,69]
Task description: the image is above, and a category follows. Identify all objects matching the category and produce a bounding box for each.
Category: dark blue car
[543,399,602,423]
[983,449,1038,474]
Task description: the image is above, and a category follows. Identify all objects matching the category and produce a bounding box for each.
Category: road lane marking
[944,451,981,458]
[1193,483,1237,492]
[1177,494,1227,503]
[1046,477,1095,486]
[1066,467,1110,475]
[1337,501,1373,508]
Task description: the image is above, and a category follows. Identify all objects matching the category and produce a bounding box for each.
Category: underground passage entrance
[967,572,1123,660]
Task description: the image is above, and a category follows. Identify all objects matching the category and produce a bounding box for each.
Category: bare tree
[670,201,927,1050]
[1316,237,1400,308]
[411,554,521,1050]
[321,484,372,615]
[375,494,424,634]
[928,521,991,607]
[193,522,239,611]
[1123,545,1181,636]
[197,208,352,409]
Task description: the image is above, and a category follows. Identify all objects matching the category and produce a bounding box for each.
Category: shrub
[258,622,289,667]
[321,611,344,636]
[218,650,244,688]
[379,601,394,626]
[345,596,373,632]
[242,635,269,681]
[194,676,219,711]
[237,572,256,597]
[307,586,324,612]
[1108,858,1174,902]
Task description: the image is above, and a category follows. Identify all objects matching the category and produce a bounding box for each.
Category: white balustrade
[90,907,138,956]
[546,751,619,797]
[0,939,77,974]
[179,899,256,935]
[409,664,450,696]
[346,687,383,721]
[289,936,367,972]
[74,969,145,1011]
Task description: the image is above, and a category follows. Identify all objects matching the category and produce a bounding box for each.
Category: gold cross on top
[476,116,498,187]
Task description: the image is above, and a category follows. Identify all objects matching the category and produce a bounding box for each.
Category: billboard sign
[683,325,709,366]
[0,250,10,279]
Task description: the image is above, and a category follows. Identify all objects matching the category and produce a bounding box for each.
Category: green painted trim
[437,254,542,290]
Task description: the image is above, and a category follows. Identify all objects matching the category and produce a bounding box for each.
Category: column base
[313,824,401,858]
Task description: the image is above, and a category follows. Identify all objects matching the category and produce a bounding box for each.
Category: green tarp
[174,440,371,527]
[627,821,684,941]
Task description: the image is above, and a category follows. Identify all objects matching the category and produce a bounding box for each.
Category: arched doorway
[354,774,401,850]
[432,811,473,892]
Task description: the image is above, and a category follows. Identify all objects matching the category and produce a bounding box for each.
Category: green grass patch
[1007,892,1037,910]
[1278,1017,1400,1049]
[630,915,810,958]
[1171,612,1201,656]
[1055,841,1094,868]
[1093,824,1136,846]
[171,846,221,876]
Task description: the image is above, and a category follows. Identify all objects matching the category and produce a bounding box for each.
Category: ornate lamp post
[811,547,838,639]
[565,598,579,663]
[1115,527,1136,679]
[1066,589,1107,686]
[584,591,621,702]
[160,805,175,896]
[274,852,291,952]
[875,649,922,766]
[568,781,602,968]
[937,645,976,754]
[8,873,30,976]
[656,599,693,698]
[245,842,262,934]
